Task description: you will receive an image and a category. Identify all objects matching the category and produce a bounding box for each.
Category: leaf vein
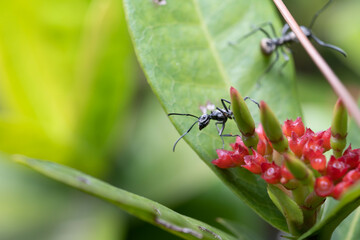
[192,0,231,88]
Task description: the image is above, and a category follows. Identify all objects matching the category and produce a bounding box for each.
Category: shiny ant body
[231,0,347,75]
[168,98,259,152]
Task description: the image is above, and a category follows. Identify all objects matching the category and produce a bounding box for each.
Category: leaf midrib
[192,0,231,88]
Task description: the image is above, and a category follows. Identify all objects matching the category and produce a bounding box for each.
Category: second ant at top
[231,0,347,75]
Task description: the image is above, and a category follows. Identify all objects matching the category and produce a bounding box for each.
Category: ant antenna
[172,120,199,152]
[244,97,260,108]
[168,113,198,118]
[309,0,333,29]
[168,113,200,151]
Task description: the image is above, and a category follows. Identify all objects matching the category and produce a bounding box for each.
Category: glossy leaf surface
[124,0,302,231]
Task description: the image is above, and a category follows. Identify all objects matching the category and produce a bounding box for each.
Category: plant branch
[272,0,360,127]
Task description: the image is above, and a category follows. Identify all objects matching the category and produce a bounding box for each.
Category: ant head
[300,26,311,37]
[260,38,276,55]
[198,114,210,130]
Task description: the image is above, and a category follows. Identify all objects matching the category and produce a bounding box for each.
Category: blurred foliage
[0,0,359,240]
[0,0,135,176]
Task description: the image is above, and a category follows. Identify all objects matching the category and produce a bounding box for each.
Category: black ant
[168,98,259,152]
[230,0,347,75]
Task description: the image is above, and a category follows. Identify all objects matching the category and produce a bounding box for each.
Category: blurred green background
[0,0,358,239]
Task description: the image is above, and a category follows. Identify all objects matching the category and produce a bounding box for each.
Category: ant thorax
[260,38,276,55]
[281,31,297,44]
[300,26,311,37]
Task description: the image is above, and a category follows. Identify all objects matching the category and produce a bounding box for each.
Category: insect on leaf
[124,0,302,232]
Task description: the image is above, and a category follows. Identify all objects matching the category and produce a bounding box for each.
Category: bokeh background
[0,0,359,239]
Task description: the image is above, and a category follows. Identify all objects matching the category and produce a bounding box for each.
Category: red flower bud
[332,181,352,200]
[242,150,267,174]
[309,153,327,172]
[289,132,309,157]
[256,124,268,141]
[343,169,360,183]
[282,117,305,138]
[230,136,246,150]
[280,164,294,184]
[212,149,236,169]
[315,176,334,197]
[309,129,331,152]
[321,128,331,151]
[342,145,360,169]
[230,145,249,165]
[256,139,266,156]
[261,162,281,184]
[255,124,273,156]
[303,128,315,139]
[304,138,324,156]
[327,156,349,181]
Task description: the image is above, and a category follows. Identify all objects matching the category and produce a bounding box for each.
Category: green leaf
[216,218,262,240]
[124,0,301,231]
[13,154,240,240]
[267,185,303,236]
[298,183,360,240]
[332,207,360,240]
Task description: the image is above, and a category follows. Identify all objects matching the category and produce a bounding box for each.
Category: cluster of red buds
[212,87,359,201]
[209,87,360,236]
[212,119,360,199]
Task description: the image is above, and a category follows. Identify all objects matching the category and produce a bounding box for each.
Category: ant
[168,97,259,152]
[230,0,347,75]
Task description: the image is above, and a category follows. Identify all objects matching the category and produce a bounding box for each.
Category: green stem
[292,186,309,206]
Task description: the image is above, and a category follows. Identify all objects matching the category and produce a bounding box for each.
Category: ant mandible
[230,0,347,75]
[168,97,259,152]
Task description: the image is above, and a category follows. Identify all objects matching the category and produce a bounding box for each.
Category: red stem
[272,0,360,127]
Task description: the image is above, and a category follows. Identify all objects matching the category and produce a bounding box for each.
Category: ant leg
[263,22,277,38]
[216,123,241,148]
[281,23,290,36]
[278,47,291,73]
[221,99,231,112]
[172,120,199,152]
[311,34,347,57]
[254,22,277,37]
[216,107,227,116]
[168,113,199,119]
[215,121,226,149]
[265,47,280,74]
[215,108,229,149]
[228,22,275,47]
[243,97,260,109]
[221,134,240,138]
[258,27,272,39]
[256,48,279,87]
